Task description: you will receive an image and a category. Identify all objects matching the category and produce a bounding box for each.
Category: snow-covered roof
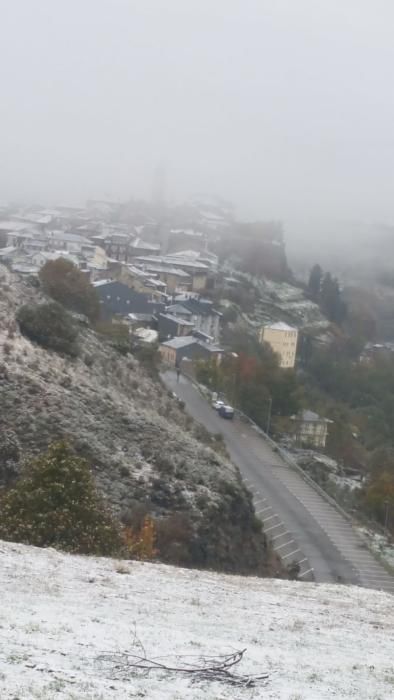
[129,238,160,250]
[93,279,113,287]
[166,303,193,316]
[0,220,30,232]
[139,263,190,278]
[133,327,158,343]
[159,313,194,326]
[169,249,202,260]
[135,255,209,271]
[0,245,17,256]
[161,335,223,352]
[170,228,203,237]
[11,264,38,274]
[291,410,333,424]
[160,335,197,349]
[146,277,166,288]
[300,410,321,422]
[34,250,78,263]
[126,265,150,278]
[265,322,297,332]
[16,214,52,225]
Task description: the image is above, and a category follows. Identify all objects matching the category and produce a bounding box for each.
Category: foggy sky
[2,0,394,228]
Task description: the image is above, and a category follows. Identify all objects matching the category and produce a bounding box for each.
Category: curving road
[163,370,394,593]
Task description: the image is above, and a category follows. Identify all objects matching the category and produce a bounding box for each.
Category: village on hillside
[0,197,329,361]
[1,196,394,565]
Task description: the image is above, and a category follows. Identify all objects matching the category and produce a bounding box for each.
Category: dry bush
[155,513,194,566]
[123,516,157,560]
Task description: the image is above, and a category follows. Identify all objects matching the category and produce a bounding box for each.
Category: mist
[2,0,394,243]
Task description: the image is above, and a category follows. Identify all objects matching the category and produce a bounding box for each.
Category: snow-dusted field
[0,541,393,699]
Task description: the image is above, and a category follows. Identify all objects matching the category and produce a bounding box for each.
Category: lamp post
[230,352,238,407]
[266,396,272,436]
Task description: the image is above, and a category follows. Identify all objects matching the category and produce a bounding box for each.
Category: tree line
[308,264,347,325]
[195,329,300,430]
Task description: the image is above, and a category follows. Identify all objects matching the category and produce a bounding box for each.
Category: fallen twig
[97,647,268,688]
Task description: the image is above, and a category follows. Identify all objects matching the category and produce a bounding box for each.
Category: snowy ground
[0,542,394,699]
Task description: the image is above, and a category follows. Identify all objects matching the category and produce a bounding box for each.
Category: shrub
[0,441,122,556]
[194,424,212,444]
[94,320,130,355]
[123,516,157,560]
[17,302,79,357]
[155,514,193,565]
[84,353,94,367]
[154,454,174,475]
[39,258,100,321]
[120,502,151,530]
[0,429,21,487]
[132,343,160,376]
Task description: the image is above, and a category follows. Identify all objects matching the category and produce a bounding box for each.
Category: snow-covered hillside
[0,264,268,575]
[0,541,393,699]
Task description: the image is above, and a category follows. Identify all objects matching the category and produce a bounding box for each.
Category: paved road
[163,370,394,594]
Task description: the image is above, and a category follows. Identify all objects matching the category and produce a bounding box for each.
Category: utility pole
[384,499,390,536]
[231,352,239,407]
[266,397,272,436]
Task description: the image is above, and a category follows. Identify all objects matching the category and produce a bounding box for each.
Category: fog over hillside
[2,0,394,250]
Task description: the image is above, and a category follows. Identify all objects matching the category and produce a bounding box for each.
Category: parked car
[212,399,225,410]
[218,404,234,419]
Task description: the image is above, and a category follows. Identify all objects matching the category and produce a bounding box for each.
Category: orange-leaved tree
[123,516,157,560]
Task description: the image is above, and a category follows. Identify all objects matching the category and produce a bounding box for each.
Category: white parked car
[212,399,225,410]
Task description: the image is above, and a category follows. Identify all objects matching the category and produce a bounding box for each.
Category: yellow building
[115,264,167,298]
[259,322,298,369]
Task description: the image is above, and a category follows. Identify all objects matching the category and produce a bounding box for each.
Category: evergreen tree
[320,272,347,324]
[0,442,122,555]
[307,264,322,300]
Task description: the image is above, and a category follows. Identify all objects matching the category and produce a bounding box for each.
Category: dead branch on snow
[97,647,268,688]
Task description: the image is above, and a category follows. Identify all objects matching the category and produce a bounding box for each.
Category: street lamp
[229,352,238,407]
[384,499,391,536]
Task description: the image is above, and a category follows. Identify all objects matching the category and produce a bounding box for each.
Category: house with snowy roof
[290,410,333,449]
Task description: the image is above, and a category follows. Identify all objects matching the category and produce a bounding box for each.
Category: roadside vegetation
[196,299,394,536]
[300,341,394,533]
[195,328,301,429]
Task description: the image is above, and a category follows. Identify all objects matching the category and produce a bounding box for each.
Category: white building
[291,410,333,448]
